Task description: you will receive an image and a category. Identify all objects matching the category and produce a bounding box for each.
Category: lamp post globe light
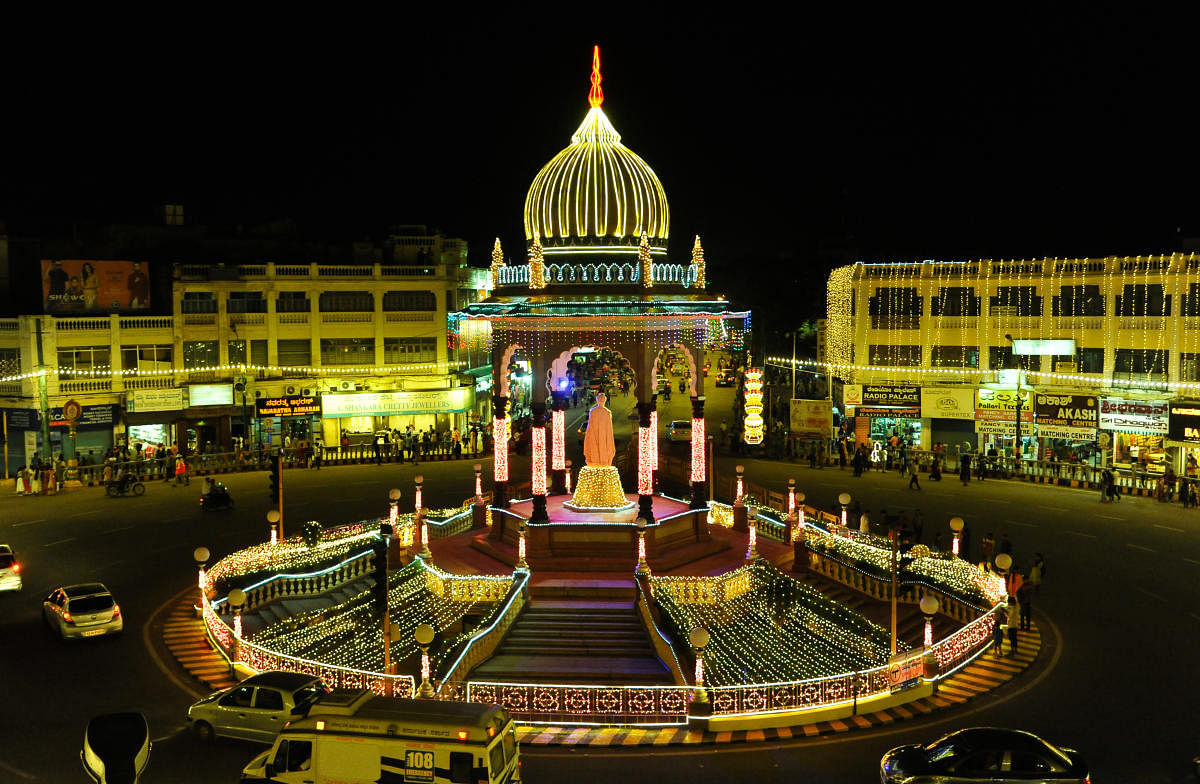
[635,517,651,576]
[919,594,941,649]
[388,487,401,527]
[688,627,710,703]
[193,546,210,597]
[838,492,851,527]
[746,506,758,560]
[266,509,281,545]
[473,464,483,502]
[949,517,965,557]
[796,490,806,526]
[734,465,745,504]
[414,475,432,560]
[228,588,247,641]
[415,623,436,698]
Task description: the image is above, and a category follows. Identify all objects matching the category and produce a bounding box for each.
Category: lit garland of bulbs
[639,233,654,288]
[0,360,468,387]
[692,235,706,288]
[528,232,547,290]
[743,368,764,444]
[490,238,504,291]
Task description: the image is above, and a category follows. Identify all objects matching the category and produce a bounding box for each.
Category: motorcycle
[200,485,235,512]
[106,477,145,497]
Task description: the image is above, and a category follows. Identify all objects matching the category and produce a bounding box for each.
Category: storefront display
[975,389,1034,459]
[845,384,921,446]
[319,388,475,447]
[1100,397,1168,472]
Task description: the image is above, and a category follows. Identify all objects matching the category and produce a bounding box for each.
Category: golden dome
[523,48,669,249]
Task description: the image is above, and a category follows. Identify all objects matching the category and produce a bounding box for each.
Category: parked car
[43,583,123,640]
[187,671,330,743]
[880,727,1088,783]
[0,544,22,592]
[666,420,692,442]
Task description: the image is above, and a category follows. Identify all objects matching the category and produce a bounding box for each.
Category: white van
[240,690,521,784]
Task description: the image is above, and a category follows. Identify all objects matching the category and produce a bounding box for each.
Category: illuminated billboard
[41,260,150,313]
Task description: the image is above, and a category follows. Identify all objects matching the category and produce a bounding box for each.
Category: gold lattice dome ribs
[523,105,669,246]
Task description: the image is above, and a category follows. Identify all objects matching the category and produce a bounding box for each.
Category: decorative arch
[654,342,704,397]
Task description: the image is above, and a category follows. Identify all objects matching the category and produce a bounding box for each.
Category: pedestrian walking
[1029,552,1044,593]
[175,456,189,486]
[992,613,1005,657]
[1017,580,1033,631]
[999,532,1013,556]
[1004,596,1021,656]
[960,454,972,485]
[164,453,176,483]
[908,457,921,490]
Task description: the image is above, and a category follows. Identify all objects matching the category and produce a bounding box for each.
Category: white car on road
[43,583,123,640]
[0,545,21,592]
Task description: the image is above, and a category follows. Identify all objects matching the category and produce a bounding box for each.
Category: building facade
[823,254,1200,474]
[0,243,491,473]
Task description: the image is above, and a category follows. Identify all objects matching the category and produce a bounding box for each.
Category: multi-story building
[0,239,491,473]
[823,254,1200,474]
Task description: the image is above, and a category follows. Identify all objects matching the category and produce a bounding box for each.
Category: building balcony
[58,378,113,394]
[1052,317,1105,331]
[869,315,921,330]
[931,316,978,329]
[988,316,1041,329]
[384,312,436,322]
[228,313,266,327]
[1118,317,1166,330]
[183,313,218,327]
[176,262,450,282]
[277,313,310,325]
[320,312,372,324]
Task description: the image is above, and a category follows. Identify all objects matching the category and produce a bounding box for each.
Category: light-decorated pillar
[636,400,655,522]
[530,401,549,523]
[689,395,707,508]
[550,392,567,494]
[491,392,509,508]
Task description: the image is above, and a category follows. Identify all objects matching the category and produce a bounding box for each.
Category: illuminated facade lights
[493,416,509,482]
[650,409,659,470]
[551,409,565,470]
[690,417,706,483]
[637,425,654,495]
[531,427,547,496]
[743,368,764,445]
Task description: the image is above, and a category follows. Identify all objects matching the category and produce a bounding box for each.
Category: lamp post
[473,464,483,504]
[734,464,745,504]
[995,553,1013,597]
[888,525,899,654]
[920,594,940,649]
[689,627,710,704]
[838,492,851,528]
[787,478,796,520]
[193,547,210,608]
[564,459,573,495]
[384,623,402,697]
[635,517,651,576]
[515,522,528,570]
[267,509,281,546]
[746,507,758,560]
[415,623,436,698]
[796,491,806,529]
[949,517,964,558]
[226,585,246,672]
[415,475,431,561]
[388,487,401,529]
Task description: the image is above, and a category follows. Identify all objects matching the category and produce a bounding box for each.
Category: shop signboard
[886,650,926,693]
[789,399,832,439]
[41,259,150,313]
[127,388,185,413]
[1099,397,1169,435]
[856,406,921,418]
[321,388,473,418]
[1168,402,1200,444]
[188,383,234,407]
[843,384,863,406]
[1034,393,1098,440]
[255,395,322,418]
[920,387,975,420]
[859,385,921,406]
[47,404,117,429]
[3,409,36,429]
[975,389,1032,436]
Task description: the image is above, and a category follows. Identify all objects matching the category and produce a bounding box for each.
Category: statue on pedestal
[566,392,633,511]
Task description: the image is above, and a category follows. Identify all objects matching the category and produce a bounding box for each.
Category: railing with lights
[495,262,699,288]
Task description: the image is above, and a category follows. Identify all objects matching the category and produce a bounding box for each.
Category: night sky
[4,12,1198,325]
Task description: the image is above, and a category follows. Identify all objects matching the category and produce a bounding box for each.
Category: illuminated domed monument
[451,47,750,568]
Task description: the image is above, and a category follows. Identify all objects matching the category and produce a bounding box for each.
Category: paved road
[0,389,1196,780]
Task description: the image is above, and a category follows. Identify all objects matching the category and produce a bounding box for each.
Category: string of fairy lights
[823,254,1200,388]
[0,360,468,387]
[653,561,897,687]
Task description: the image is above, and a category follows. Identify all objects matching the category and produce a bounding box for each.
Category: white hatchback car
[43,583,123,640]
[187,671,330,743]
[0,545,21,592]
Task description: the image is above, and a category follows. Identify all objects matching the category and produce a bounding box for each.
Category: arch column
[636,399,656,522]
[529,357,551,523]
[550,391,568,494]
[491,391,509,508]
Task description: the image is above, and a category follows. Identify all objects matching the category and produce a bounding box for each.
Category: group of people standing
[14,454,67,495]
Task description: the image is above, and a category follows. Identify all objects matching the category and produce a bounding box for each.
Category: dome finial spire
[587,45,604,108]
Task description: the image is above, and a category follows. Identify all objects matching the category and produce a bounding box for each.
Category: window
[931,287,980,316]
[320,338,374,366]
[990,286,1042,316]
[180,291,217,313]
[382,290,436,311]
[1114,348,1167,376]
[988,347,1040,371]
[488,740,505,773]
[1054,347,1103,373]
[121,345,172,374]
[1181,353,1200,382]
[385,338,437,364]
[220,686,254,708]
[183,341,219,369]
[319,291,373,312]
[253,689,283,710]
[867,287,922,315]
[227,292,267,313]
[276,292,311,313]
[228,340,267,365]
[284,741,312,772]
[164,203,184,226]
[449,752,473,783]
[868,345,921,366]
[58,346,111,378]
[931,346,979,367]
[1182,284,1200,316]
[277,339,312,366]
[1116,284,1169,316]
[1052,285,1104,316]
[0,347,19,376]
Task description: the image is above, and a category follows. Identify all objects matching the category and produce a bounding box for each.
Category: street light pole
[889,526,898,654]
